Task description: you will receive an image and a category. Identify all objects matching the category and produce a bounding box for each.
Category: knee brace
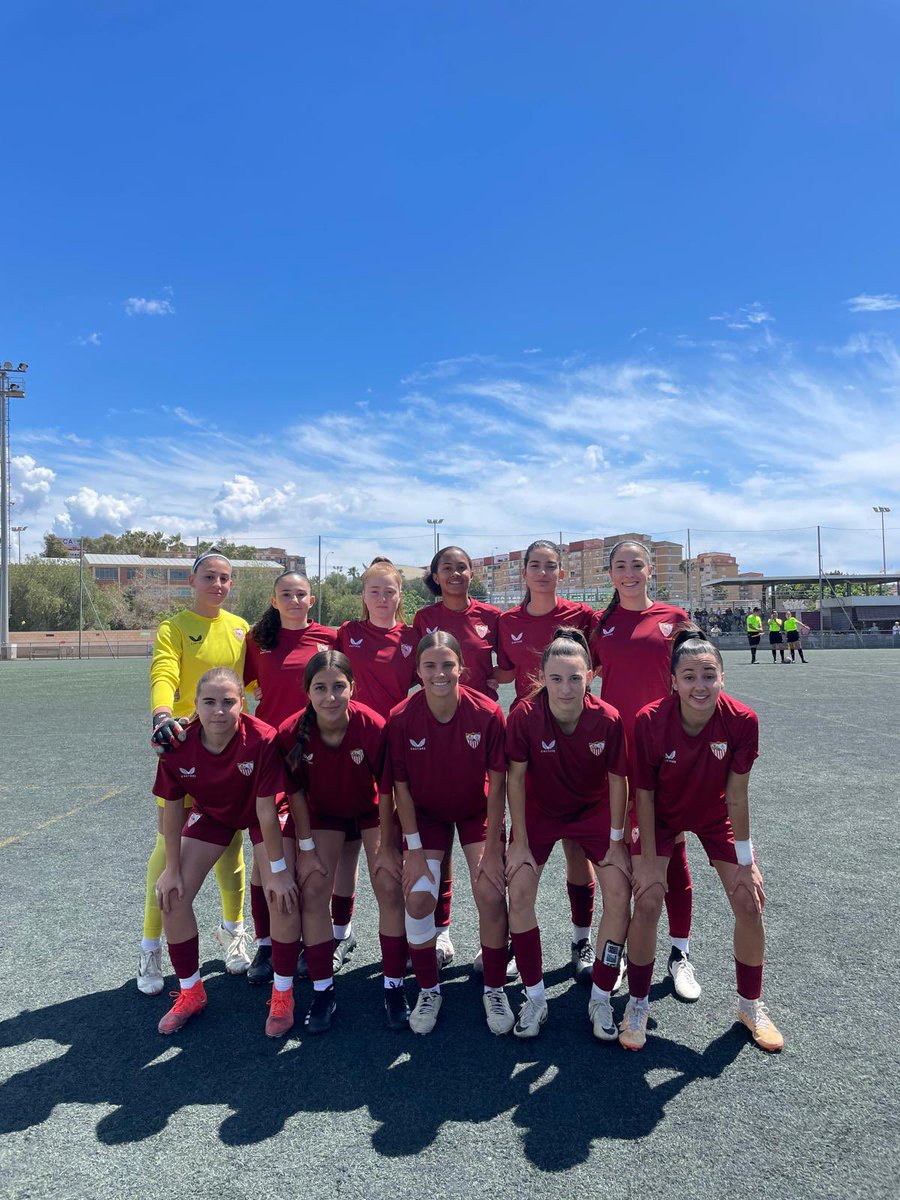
[404,859,441,945]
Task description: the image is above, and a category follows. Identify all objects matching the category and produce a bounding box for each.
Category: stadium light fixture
[873,506,891,575]
[426,518,444,557]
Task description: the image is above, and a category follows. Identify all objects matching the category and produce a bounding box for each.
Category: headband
[192,550,232,573]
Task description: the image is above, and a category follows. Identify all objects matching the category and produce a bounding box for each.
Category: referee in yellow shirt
[746,608,763,663]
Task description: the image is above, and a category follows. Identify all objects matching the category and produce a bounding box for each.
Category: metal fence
[11,641,154,660]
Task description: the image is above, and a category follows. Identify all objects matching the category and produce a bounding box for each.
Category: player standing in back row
[589,539,699,1001]
[494,539,600,984]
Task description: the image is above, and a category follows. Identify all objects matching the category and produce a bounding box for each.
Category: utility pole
[686,527,692,615]
[11,525,26,563]
[317,534,323,624]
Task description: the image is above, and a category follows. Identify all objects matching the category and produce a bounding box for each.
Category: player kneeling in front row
[154,668,299,1036]
[505,628,632,1041]
[621,627,784,1053]
[387,632,513,1035]
[276,650,411,1033]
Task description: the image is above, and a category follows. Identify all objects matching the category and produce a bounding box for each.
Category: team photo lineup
[141,537,783,1056]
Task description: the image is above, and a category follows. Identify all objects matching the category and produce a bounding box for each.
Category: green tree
[469,576,487,600]
[10,561,114,631]
[42,533,71,558]
[228,568,281,624]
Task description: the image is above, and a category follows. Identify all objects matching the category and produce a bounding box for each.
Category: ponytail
[527,626,592,700]
[249,570,311,652]
[670,624,723,674]
[522,539,562,606]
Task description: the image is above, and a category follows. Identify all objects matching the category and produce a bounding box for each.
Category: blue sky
[4,0,899,574]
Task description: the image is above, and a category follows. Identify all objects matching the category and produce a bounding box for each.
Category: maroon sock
[379,933,408,979]
[591,957,619,992]
[304,939,334,983]
[435,877,453,929]
[664,840,693,940]
[271,938,301,978]
[409,945,439,990]
[566,881,595,929]
[169,935,199,980]
[735,958,763,1001]
[480,944,508,989]
[626,957,654,999]
[250,883,270,942]
[510,927,543,988]
[331,892,354,928]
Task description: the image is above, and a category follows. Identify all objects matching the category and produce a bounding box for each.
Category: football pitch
[1,651,898,1200]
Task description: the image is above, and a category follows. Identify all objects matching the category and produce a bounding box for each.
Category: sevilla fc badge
[709,742,727,760]
[658,622,673,637]
[589,741,605,757]
[350,748,364,765]
[465,732,481,749]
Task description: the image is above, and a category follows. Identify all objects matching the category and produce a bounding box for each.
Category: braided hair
[594,538,653,633]
[249,570,312,652]
[285,649,354,773]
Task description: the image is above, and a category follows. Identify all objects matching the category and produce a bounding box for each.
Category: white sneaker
[588,993,617,1041]
[215,925,252,974]
[483,989,515,1035]
[409,988,442,1034]
[513,993,548,1039]
[612,956,626,995]
[618,997,650,1051]
[137,948,164,995]
[435,928,454,968]
[668,949,701,1001]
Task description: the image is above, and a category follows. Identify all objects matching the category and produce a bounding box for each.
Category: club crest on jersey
[237,761,254,776]
[316,642,329,652]
[589,741,605,757]
[179,767,196,778]
[602,627,615,637]
[658,622,674,638]
[409,738,426,750]
[233,628,245,641]
[350,748,364,765]
[474,623,490,639]
[465,732,481,749]
[541,739,556,753]
[303,752,314,764]
[511,633,524,643]
[187,811,202,827]
[664,751,677,763]
[350,637,364,648]
[401,643,413,657]
[709,741,728,760]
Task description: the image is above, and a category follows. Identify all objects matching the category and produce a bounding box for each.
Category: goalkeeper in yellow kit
[137,551,253,994]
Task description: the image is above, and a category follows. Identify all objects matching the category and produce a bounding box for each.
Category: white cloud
[172,406,204,428]
[10,455,56,513]
[523,347,542,355]
[75,332,102,346]
[845,293,900,313]
[125,296,175,316]
[583,444,605,470]
[57,486,143,535]
[212,475,299,526]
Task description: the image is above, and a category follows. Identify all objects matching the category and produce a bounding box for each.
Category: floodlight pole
[427,518,444,557]
[873,506,891,576]
[1,362,28,660]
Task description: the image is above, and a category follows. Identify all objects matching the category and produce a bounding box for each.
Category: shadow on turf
[0,957,746,1169]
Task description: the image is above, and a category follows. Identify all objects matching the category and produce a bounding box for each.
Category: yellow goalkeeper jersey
[150,608,249,716]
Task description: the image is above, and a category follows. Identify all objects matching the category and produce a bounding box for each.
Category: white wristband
[735,839,754,866]
[269,857,287,873]
[298,838,316,853]
[405,831,423,850]
[610,827,625,842]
